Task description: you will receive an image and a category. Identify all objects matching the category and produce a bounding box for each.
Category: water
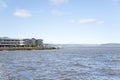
[0,46,120,80]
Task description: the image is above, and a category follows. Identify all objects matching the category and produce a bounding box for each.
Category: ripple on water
[0,47,120,80]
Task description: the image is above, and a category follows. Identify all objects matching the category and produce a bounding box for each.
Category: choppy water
[0,46,120,80]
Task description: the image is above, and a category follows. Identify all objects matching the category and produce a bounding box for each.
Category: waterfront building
[0,37,43,47]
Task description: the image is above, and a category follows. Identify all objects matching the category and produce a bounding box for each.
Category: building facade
[0,37,43,47]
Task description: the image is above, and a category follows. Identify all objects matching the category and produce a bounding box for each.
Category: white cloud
[49,0,68,5]
[0,2,7,8]
[97,21,105,25]
[38,10,44,13]
[13,9,32,18]
[68,18,105,25]
[79,18,104,25]
[51,10,65,16]
[69,19,76,23]
[79,19,97,24]
[33,9,44,14]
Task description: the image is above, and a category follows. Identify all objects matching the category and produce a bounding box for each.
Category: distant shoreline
[0,46,62,51]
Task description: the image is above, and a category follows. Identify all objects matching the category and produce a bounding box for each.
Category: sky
[0,0,120,44]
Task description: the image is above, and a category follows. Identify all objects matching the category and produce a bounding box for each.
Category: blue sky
[0,0,120,44]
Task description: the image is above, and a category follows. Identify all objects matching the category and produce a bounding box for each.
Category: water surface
[0,46,120,80]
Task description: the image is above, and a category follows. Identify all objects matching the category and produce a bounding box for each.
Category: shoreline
[0,46,62,51]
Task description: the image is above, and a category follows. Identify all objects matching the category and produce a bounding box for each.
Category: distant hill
[101,43,120,47]
[44,43,120,48]
[54,44,100,48]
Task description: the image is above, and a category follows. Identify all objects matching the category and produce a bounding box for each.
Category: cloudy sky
[0,0,120,44]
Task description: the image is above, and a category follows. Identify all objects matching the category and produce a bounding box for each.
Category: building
[0,37,43,47]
